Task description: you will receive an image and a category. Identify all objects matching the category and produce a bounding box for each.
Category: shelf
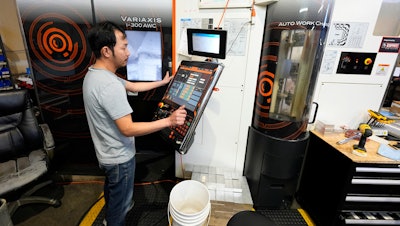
[0,35,14,91]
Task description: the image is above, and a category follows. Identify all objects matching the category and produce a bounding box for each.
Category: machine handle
[308,102,319,124]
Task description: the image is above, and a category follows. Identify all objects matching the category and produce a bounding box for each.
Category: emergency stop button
[364,58,373,65]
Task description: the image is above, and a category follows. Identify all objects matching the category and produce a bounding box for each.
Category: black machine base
[244,126,309,209]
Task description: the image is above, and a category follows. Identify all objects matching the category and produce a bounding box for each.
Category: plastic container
[168,180,210,226]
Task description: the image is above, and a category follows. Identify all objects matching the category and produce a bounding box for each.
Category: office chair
[0,89,61,220]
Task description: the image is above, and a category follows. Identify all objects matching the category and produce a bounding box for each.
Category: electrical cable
[216,0,231,28]
[56,180,104,185]
[134,179,180,186]
[250,0,256,24]
[226,21,251,55]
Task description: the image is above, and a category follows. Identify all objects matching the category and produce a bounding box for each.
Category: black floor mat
[91,180,177,226]
[257,209,309,225]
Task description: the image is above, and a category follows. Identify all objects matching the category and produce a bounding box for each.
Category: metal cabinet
[295,131,400,225]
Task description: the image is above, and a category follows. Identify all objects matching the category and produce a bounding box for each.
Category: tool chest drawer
[343,165,400,211]
[296,131,400,225]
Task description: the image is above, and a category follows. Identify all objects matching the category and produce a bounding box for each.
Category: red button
[364,58,372,65]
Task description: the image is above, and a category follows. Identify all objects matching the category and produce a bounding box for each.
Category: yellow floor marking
[297,208,315,226]
[79,192,105,226]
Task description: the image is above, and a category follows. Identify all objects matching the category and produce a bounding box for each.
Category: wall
[311,0,400,130]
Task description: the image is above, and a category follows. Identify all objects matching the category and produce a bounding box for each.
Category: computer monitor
[126,30,162,81]
[187,28,227,59]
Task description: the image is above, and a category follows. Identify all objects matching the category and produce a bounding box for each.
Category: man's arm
[125,71,173,92]
[115,105,186,137]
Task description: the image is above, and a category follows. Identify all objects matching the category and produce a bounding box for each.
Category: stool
[227,210,278,226]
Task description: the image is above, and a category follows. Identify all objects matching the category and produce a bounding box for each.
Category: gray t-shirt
[83,67,135,165]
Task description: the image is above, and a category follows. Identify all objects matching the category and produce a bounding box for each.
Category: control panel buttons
[364,58,373,65]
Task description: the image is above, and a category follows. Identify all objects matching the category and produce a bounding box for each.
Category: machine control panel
[336,52,377,75]
[153,60,224,154]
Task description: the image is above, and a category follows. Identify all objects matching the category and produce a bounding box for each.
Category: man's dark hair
[87,21,126,58]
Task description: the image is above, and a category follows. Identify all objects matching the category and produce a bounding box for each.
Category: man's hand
[169,105,187,127]
[162,71,174,85]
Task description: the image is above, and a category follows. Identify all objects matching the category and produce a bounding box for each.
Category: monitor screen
[187,28,227,59]
[126,30,162,81]
[164,63,214,112]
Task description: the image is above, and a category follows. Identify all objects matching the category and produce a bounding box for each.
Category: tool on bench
[336,132,361,145]
[367,109,394,127]
[352,123,373,157]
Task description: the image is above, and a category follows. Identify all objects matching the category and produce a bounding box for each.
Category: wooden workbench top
[311,130,399,164]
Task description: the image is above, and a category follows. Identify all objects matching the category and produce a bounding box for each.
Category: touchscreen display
[164,65,213,112]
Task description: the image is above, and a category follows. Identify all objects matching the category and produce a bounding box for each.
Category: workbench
[295,130,400,225]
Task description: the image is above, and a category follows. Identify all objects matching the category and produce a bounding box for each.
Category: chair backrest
[0,89,43,161]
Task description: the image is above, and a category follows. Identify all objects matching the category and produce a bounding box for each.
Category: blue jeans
[100,157,135,226]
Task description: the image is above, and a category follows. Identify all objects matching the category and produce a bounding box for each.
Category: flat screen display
[164,64,213,112]
[126,30,162,81]
[187,28,227,59]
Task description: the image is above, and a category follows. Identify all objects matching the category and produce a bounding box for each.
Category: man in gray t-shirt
[83,21,186,226]
[84,67,135,165]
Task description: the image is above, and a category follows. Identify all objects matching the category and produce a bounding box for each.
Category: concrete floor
[4,139,305,226]
[8,147,173,226]
[8,171,252,226]
[8,174,256,226]
[10,174,104,226]
[6,168,304,226]
[7,138,173,226]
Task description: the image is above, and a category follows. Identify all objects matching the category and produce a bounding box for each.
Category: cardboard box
[314,120,335,135]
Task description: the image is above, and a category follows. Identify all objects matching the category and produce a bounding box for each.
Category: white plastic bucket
[168,180,210,226]
[0,199,13,226]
